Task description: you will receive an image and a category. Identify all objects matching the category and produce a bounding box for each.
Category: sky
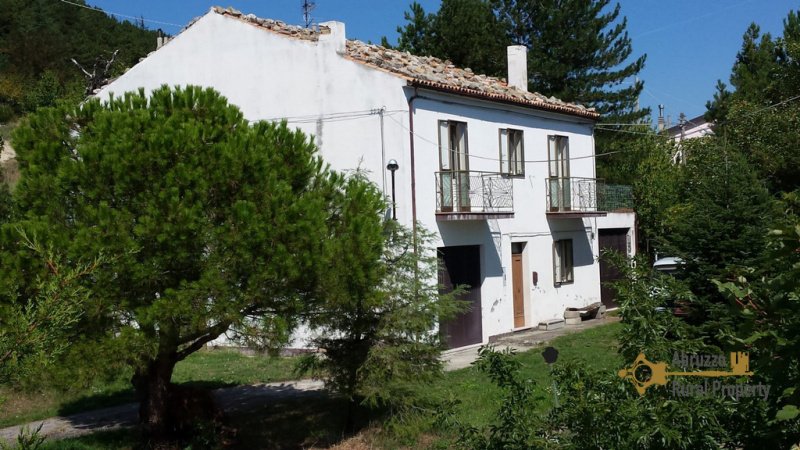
[81,0,798,124]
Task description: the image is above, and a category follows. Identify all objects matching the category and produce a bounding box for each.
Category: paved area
[0,316,618,443]
[442,315,620,370]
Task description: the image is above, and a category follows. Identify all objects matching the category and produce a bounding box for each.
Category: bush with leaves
[437,346,546,450]
[437,254,752,450]
[299,221,465,430]
[714,191,800,447]
[603,252,706,362]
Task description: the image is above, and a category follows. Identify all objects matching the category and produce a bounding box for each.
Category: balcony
[597,184,634,212]
[545,177,608,218]
[435,171,514,220]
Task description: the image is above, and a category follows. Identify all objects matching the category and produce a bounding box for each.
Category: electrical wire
[719,94,800,125]
[264,108,406,124]
[633,0,758,40]
[386,114,632,164]
[594,127,658,136]
[58,0,184,28]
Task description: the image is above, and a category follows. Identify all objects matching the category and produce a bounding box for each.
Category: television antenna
[302,0,316,28]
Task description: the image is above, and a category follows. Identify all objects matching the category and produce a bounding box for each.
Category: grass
[0,349,301,428]
[422,321,620,425]
[38,430,138,450]
[374,321,623,448]
[17,322,623,449]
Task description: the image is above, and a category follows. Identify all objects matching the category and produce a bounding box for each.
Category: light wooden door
[512,253,525,327]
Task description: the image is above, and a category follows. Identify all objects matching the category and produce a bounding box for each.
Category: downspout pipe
[407,87,419,243]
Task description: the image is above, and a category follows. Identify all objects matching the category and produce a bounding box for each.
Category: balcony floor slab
[436,212,515,221]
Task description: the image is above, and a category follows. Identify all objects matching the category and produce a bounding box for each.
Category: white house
[97,7,636,349]
[666,113,713,142]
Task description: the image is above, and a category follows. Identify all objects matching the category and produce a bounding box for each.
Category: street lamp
[386,159,399,220]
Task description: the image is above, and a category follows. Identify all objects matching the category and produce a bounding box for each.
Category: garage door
[599,228,629,309]
[438,245,482,349]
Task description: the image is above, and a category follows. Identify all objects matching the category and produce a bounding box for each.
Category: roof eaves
[407,80,601,120]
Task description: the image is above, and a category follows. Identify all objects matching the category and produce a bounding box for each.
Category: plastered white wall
[98,10,611,348]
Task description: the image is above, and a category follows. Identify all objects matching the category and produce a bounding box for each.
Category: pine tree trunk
[132,355,177,442]
[344,397,358,433]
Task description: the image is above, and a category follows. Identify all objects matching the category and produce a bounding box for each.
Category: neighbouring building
[666,113,713,142]
[96,7,636,349]
[664,112,714,164]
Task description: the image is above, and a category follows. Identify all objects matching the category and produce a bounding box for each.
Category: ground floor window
[553,239,574,285]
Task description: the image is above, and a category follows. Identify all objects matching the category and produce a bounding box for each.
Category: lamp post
[387,159,399,220]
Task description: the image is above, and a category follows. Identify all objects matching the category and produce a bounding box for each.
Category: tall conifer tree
[388,0,647,122]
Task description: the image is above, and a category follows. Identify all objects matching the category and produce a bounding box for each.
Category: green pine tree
[299,220,464,431]
[495,0,647,122]
[388,0,647,122]
[6,85,386,443]
[382,2,434,54]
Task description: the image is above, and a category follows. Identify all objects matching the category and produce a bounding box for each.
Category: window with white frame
[553,239,574,284]
[499,128,524,176]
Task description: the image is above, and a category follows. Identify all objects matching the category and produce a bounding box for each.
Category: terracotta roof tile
[209,7,599,119]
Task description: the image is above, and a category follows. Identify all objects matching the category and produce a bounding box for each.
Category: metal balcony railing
[435,171,514,214]
[597,184,634,211]
[545,177,604,213]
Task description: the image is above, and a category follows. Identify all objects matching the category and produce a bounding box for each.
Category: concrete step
[538,318,565,330]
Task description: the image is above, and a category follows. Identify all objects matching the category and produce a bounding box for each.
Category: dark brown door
[439,245,482,349]
[599,228,629,309]
[512,253,525,327]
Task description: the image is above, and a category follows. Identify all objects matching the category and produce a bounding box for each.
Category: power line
[633,0,758,39]
[718,94,800,125]
[386,115,634,164]
[594,127,657,136]
[263,108,405,124]
[58,0,183,29]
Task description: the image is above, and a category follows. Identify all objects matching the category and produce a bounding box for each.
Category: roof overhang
[407,80,600,121]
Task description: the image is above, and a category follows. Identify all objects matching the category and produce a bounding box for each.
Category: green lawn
[376,321,623,448]
[0,349,301,428]
[22,322,623,449]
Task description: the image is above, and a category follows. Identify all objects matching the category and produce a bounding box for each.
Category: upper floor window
[439,120,469,171]
[499,128,524,176]
[548,135,569,179]
[548,135,571,212]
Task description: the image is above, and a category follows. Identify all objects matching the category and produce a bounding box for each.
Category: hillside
[0,0,158,121]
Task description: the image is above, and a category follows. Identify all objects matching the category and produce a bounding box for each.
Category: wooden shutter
[499,129,509,174]
[439,120,450,170]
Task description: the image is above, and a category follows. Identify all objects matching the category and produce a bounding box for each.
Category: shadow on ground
[225,394,382,450]
[56,381,235,420]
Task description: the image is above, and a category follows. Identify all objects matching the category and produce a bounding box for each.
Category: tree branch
[175,320,232,361]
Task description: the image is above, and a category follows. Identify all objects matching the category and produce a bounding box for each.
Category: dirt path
[0,379,324,443]
[442,315,620,370]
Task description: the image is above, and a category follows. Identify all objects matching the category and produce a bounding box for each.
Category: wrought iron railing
[597,184,634,211]
[545,177,603,213]
[435,171,514,214]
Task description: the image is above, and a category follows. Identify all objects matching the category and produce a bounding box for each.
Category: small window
[553,239,574,285]
[499,128,524,176]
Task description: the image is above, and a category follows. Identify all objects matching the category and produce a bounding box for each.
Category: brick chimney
[320,21,346,55]
[507,45,528,92]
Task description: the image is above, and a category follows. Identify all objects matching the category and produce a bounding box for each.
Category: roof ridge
[207,6,598,119]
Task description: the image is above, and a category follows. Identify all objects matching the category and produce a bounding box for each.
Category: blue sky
[85,0,797,124]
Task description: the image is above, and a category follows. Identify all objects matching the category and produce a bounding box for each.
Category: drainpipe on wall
[407,88,419,248]
[379,107,387,195]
